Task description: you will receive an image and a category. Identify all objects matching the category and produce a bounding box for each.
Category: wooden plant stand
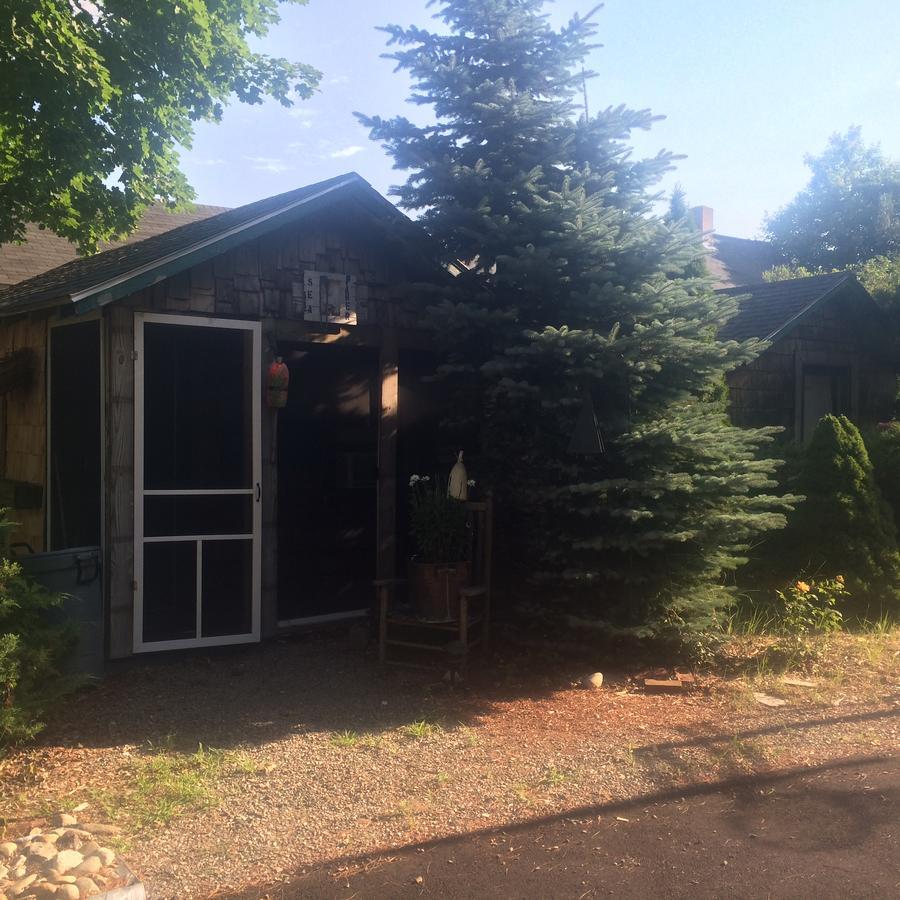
[376,496,493,671]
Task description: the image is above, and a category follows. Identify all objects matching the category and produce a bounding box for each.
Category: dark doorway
[801,364,851,443]
[277,344,379,622]
[49,320,101,550]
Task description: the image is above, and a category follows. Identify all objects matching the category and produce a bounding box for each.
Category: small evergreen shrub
[784,415,900,611]
[0,512,72,749]
[864,422,900,524]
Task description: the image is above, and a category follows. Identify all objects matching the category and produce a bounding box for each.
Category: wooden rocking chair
[376,495,493,671]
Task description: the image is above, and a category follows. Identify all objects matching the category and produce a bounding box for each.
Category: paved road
[231,755,900,899]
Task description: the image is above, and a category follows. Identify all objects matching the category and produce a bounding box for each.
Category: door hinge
[132,350,139,361]
[132,580,138,592]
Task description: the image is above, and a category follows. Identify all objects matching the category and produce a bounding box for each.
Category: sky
[180,0,900,238]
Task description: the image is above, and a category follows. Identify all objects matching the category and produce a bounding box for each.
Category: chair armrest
[460,585,487,598]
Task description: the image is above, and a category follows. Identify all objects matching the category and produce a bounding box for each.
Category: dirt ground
[1,630,898,899]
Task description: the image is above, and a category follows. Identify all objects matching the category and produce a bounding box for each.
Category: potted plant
[408,467,471,621]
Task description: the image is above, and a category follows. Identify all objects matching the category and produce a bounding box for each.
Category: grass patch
[91,743,253,831]
[330,730,361,749]
[539,764,571,787]
[402,719,442,740]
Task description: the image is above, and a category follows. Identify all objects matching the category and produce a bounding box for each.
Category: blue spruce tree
[359,0,795,638]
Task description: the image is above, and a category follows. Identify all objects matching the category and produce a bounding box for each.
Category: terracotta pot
[409,560,470,621]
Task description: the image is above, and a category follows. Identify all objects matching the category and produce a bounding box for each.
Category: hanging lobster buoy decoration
[447,450,469,501]
[267,356,290,409]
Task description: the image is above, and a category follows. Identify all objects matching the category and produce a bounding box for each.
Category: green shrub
[784,415,900,610]
[864,422,900,523]
[0,512,72,749]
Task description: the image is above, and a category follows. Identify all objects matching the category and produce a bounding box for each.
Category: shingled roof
[0,172,411,317]
[717,271,856,342]
[705,234,778,289]
[0,203,229,289]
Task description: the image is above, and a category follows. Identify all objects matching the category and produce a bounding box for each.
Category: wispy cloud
[329,145,364,159]
[196,158,226,167]
[245,156,292,173]
[288,107,318,127]
[328,75,351,86]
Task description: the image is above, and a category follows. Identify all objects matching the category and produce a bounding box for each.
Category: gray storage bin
[18,546,104,677]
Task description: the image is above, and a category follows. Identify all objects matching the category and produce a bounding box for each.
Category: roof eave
[67,175,366,314]
[762,273,853,343]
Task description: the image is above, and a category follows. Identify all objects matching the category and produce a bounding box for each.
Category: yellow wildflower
[795,580,811,593]
[835,574,844,584]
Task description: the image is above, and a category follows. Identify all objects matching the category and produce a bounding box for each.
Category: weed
[330,730,360,749]
[540,764,570,787]
[402,719,441,740]
[511,782,532,804]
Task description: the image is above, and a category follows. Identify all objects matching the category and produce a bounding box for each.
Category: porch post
[260,317,279,637]
[377,329,399,580]
[106,305,135,659]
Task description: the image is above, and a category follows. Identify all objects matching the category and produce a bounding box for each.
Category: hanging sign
[301,271,359,325]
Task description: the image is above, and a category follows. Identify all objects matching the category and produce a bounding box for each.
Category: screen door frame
[133,312,262,653]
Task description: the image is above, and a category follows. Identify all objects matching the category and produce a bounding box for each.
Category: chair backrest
[464,494,493,589]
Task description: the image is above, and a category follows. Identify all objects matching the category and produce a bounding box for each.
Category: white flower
[467,479,476,487]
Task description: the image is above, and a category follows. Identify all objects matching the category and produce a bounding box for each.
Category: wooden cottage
[719,272,897,441]
[0,173,447,659]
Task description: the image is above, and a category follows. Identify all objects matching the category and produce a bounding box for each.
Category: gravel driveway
[2,631,898,898]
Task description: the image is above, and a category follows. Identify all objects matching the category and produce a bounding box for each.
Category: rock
[73,856,102,875]
[0,863,7,880]
[27,828,41,838]
[8,873,38,896]
[73,824,120,838]
[782,677,817,688]
[94,848,115,867]
[581,672,604,690]
[46,872,76,885]
[52,815,78,829]
[78,843,99,859]
[56,885,80,900]
[9,863,26,880]
[753,691,788,708]
[53,850,83,875]
[55,833,82,852]
[74,877,100,897]
[0,842,16,859]
[26,843,57,861]
[32,885,60,899]
[34,833,59,844]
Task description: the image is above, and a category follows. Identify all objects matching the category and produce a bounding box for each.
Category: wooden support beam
[376,329,399,581]
[105,305,135,659]
[273,318,432,351]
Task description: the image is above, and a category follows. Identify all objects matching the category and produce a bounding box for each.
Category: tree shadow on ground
[219,753,900,899]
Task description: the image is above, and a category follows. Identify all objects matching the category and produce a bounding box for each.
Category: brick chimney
[690,205,714,235]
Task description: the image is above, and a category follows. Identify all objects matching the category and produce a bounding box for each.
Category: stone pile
[0,814,124,900]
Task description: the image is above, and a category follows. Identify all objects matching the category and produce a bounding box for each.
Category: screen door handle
[255,482,261,502]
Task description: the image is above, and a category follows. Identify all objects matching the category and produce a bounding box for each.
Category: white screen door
[134,313,261,652]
